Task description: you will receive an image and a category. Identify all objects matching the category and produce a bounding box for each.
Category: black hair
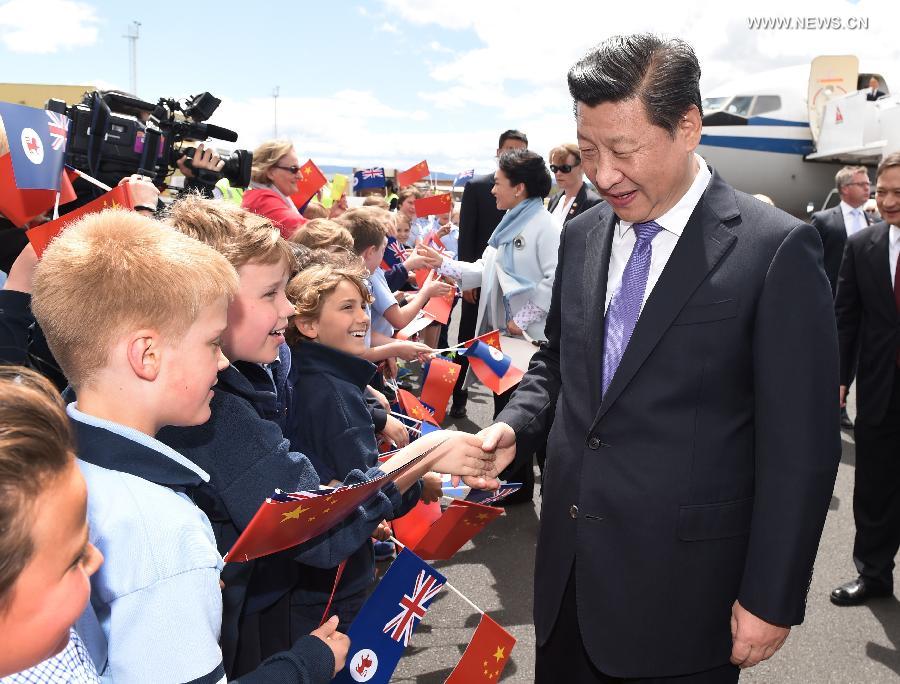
[567,34,702,136]
[498,149,552,199]
[498,129,528,149]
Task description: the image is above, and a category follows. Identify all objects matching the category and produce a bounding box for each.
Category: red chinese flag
[414,268,432,289]
[391,499,442,549]
[420,357,460,423]
[26,184,134,258]
[409,499,502,561]
[445,613,516,683]
[424,230,445,250]
[0,153,57,227]
[396,388,440,427]
[414,192,452,218]
[58,168,78,206]
[225,451,430,562]
[396,160,430,187]
[290,159,328,209]
[422,277,455,324]
[462,331,523,394]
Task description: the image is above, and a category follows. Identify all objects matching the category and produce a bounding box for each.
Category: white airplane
[697,56,898,217]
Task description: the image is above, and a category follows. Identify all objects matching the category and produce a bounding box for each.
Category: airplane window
[701,96,729,112]
[725,96,754,116]
[751,95,781,116]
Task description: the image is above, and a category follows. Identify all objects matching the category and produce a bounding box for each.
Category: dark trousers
[852,368,900,589]
[536,566,740,683]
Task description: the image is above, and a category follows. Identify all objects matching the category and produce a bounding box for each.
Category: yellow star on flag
[281,504,309,522]
[493,645,505,663]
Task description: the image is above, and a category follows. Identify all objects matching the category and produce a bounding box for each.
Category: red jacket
[241,187,306,238]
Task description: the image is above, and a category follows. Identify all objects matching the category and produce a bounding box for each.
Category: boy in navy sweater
[30,210,348,682]
[157,196,496,672]
[284,252,445,631]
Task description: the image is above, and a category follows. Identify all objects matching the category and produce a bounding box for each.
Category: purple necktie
[601,220,664,397]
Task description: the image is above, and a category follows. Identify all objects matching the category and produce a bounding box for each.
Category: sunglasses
[275,165,303,175]
[550,163,578,173]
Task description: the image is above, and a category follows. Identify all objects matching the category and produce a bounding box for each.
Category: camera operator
[176,143,226,199]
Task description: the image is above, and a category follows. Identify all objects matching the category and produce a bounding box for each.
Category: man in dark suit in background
[479,34,840,682]
[866,77,887,101]
[811,165,873,429]
[547,143,603,226]
[450,129,527,418]
[830,152,900,607]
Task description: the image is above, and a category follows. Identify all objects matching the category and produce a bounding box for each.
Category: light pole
[124,21,141,95]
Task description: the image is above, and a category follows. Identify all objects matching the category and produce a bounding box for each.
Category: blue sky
[1,0,895,173]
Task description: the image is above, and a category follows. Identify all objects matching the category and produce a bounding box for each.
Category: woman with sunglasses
[242,140,309,238]
[547,143,603,225]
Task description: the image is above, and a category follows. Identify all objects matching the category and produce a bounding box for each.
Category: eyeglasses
[844,181,870,188]
[550,164,578,174]
[274,165,303,175]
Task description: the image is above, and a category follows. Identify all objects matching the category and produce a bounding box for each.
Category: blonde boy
[31,211,347,682]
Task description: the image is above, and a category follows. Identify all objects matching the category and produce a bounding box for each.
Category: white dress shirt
[605,155,712,312]
[889,224,900,289]
[840,200,868,237]
[551,193,576,222]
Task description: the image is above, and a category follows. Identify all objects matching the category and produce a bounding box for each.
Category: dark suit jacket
[546,182,603,225]
[811,204,872,295]
[497,169,840,677]
[457,173,505,262]
[835,221,900,424]
[867,89,886,101]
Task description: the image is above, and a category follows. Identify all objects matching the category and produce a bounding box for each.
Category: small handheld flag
[0,102,69,191]
[453,169,475,187]
[334,548,445,684]
[396,160,430,187]
[289,159,328,209]
[393,498,502,561]
[419,356,460,423]
[414,192,452,218]
[445,613,516,683]
[462,337,525,394]
[354,167,387,190]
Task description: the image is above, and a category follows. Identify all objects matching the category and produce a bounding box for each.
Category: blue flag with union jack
[453,169,475,187]
[380,235,406,271]
[334,548,445,683]
[0,103,69,191]
[354,166,386,190]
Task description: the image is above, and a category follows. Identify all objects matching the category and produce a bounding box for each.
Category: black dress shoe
[448,403,467,419]
[840,407,854,429]
[830,577,892,606]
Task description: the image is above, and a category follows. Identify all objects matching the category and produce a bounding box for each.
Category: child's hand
[3,243,39,294]
[421,472,443,503]
[393,341,433,362]
[372,519,392,541]
[380,414,410,447]
[403,252,429,271]
[422,278,453,299]
[436,222,453,238]
[311,615,350,676]
[419,430,498,489]
[416,242,445,265]
[119,174,160,209]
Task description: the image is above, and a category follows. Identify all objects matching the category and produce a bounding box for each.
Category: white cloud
[429,40,453,54]
[357,5,369,16]
[378,20,399,34]
[0,0,99,54]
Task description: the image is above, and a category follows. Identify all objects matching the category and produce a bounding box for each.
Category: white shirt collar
[617,153,712,238]
[840,200,864,216]
[890,224,900,245]
[66,402,210,482]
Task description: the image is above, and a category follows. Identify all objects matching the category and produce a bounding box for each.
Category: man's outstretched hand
[730,600,790,669]
[477,422,517,479]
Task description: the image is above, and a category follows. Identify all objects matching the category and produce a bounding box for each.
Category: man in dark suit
[547,143,603,225]
[811,166,872,429]
[450,129,527,418]
[866,77,887,101]
[479,34,840,682]
[830,152,900,607]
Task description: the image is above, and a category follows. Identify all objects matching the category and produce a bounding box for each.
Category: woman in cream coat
[441,149,561,345]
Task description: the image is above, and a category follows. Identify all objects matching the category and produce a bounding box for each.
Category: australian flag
[380,235,406,271]
[334,548,445,684]
[354,166,387,190]
[0,103,68,191]
[453,169,475,187]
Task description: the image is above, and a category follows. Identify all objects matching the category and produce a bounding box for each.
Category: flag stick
[52,191,60,220]
[66,166,112,192]
[389,535,484,614]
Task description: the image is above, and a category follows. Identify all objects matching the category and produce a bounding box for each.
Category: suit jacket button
[588,437,601,450]
[570,505,579,519]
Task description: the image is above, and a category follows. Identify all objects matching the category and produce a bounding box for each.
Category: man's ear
[679,105,703,150]
[126,330,163,381]
[294,317,318,341]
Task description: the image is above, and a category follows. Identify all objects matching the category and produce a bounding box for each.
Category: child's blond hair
[164,193,296,271]
[336,207,389,255]
[285,252,371,345]
[31,209,239,388]
[290,218,354,253]
[0,366,73,611]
